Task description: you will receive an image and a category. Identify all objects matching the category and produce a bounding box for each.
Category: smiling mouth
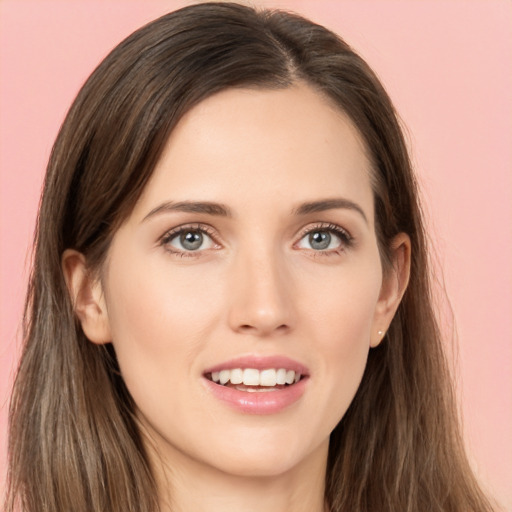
[205,368,304,392]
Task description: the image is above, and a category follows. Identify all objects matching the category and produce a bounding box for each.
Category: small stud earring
[378,330,384,337]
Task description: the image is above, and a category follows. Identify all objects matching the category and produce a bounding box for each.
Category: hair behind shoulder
[5,3,495,511]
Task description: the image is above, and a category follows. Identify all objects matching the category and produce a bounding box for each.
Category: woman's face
[78,84,405,480]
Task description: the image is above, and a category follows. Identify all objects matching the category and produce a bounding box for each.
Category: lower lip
[203,378,308,414]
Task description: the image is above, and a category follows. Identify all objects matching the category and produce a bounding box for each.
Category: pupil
[310,231,330,250]
[181,231,203,250]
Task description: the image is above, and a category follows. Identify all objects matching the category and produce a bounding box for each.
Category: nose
[227,247,295,337]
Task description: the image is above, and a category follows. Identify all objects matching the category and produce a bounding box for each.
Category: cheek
[102,254,222,412]
[301,255,382,349]
[299,258,382,424]
[105,254,220,348]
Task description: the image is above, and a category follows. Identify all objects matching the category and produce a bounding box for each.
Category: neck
[147,435,329,512]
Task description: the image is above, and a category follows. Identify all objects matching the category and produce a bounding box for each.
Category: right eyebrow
[142,200,233,223]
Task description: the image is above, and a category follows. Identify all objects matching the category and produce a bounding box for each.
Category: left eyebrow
[142,200,233,222]
[292,198,368,224]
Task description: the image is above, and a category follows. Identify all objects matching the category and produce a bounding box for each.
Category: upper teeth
[210,368,301,387]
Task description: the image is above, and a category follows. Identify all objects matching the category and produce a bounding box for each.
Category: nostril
[238,324,256,333]
[237,323,290,335]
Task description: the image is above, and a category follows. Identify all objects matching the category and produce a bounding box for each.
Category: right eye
[161,225,218,255]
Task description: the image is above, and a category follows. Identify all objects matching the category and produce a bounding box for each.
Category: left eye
[166,229,215,252]
[296,229,345,251]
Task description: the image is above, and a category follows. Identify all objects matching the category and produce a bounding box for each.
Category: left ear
[371,232,411,347]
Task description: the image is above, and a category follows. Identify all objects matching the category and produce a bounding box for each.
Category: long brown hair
[5,3,495,511]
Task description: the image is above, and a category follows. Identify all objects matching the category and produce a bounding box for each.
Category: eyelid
[298,221,352,238]
[158,221,353,257]
[294,222,354,252]
[296,222,352,239]
[159,223,222,254]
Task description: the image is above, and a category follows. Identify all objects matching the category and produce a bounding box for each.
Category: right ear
[61,249,112,344]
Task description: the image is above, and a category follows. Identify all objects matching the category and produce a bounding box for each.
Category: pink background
[1,0,511,508]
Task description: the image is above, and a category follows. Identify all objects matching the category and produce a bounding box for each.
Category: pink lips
[203,355,309,375]
[202,355,309,415]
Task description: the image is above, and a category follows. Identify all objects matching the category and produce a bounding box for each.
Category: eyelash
[160,223,219,258]
[295,223,354,256]
[159,222,354,257]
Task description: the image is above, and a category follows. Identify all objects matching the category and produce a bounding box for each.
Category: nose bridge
[227,241,294,336]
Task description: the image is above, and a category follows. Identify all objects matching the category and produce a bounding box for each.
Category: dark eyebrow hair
[293,198,368,224]
[142,198,367,224]
[142,201,232,222]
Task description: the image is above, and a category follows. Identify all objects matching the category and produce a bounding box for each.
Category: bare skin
[63,83,410,512]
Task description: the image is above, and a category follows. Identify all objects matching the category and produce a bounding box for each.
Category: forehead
[132,83,374,221]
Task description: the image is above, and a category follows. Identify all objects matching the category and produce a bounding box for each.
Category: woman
[4,2,496,511]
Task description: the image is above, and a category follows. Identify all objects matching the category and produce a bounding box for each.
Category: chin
[199,428,329,479]
[207,451,308,479]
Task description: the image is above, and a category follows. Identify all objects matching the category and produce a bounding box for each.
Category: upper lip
[203,355,309,376]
